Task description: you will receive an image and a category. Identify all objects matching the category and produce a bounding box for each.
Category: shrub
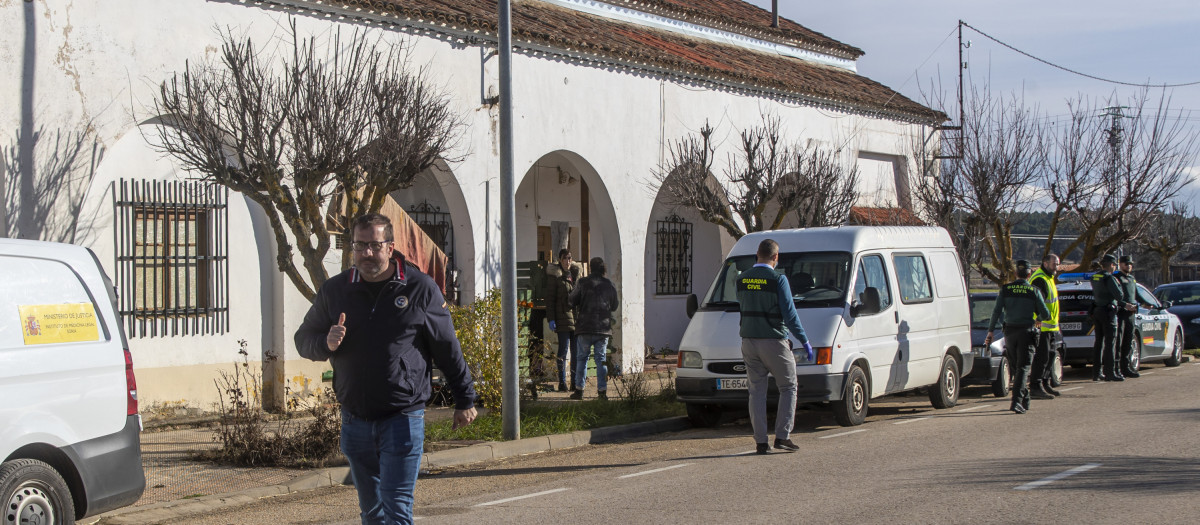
[200,340,341,467]
[449,288,531,409]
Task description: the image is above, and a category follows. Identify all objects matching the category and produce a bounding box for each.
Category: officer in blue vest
[737,239,812,455]
[984,260,1052,414]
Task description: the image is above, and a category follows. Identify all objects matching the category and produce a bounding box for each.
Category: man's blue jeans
[340,409,425,525]
[575,334,609,392]
[557,330,578,388]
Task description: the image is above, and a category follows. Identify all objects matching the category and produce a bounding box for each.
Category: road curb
[92,416,691,524]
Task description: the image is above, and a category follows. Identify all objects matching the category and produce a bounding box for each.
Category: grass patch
[426,380,683,442]
[1184,348,1200,357]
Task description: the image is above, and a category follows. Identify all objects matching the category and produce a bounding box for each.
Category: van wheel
[833,366,868,427]
[1165,330,1183,367]
[991,356,1011,398]
[1,458,75,525]
[686,404,723,428]
[929,355,960,409]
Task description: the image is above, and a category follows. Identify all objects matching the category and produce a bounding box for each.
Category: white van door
[892,253,942,390]
[847,254,901,397]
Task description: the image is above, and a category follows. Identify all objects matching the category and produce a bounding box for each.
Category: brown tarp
[334,194,450,293]
[378,196,449,293]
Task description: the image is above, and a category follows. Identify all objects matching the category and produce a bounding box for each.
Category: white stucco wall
[2,0,935,405]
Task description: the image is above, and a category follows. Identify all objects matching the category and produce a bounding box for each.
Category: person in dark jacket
[1114,255,1142,378]
[984,259,1052,414]
[568,257,619,400]
[1091,254,1124,382]
[545,249,580,392]
[295,213,476,525]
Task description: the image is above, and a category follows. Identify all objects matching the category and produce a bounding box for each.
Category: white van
[675,226,972,427]
[1,239,145,523]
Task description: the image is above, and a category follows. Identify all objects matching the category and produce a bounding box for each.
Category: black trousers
[1004,325,1039,409]
[1092,307,1118,376]
[1031,330,1060,384]
[1117,311,1136,372]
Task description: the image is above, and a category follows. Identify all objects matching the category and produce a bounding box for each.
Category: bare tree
[649,115,858,239]
[1139,202,1200,283]
[150,23,464,301]
[923,87,1045,285]
[1044,91,1198,268]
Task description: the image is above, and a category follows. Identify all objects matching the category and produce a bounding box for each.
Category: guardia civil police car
[1055,273,1186,370]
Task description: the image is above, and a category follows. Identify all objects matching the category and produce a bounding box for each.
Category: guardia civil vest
[737,265,787,339]
[1029,267,1059,332]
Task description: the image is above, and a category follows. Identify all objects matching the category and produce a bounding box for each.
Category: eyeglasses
[350,241,392,252]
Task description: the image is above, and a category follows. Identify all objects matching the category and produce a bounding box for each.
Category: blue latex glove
[549,320,557,331]
[802,342,814,362]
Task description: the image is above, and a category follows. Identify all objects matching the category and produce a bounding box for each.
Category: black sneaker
[1043,382,1061,396]
[773,438,799,452]
[1010,404,1027,414]
[557,383,568,392]
[1123,369,1141,378]
[569,389,584,400]
[597,391,608,401]
[756,443,769,455]
[1105,375,1124,382]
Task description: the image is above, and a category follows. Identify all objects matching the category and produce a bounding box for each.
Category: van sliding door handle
[894,311,900,324]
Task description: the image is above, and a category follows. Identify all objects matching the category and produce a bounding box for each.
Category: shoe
[1104,375,1124,382]
[1010,404,1027,414]
[1113,372,1125,380]
[756,443,769,455]
[1123,369,1141,378]
[557,383,568,392]
[1043,382,1062,396]
[773,438,799,452]
[1092,373,1102,382]
[597,391,608,401]
[1030,388,1055,400]
[569,389,584,400]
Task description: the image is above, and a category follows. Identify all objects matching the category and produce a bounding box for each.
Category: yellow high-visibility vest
[1029,267,1059,332]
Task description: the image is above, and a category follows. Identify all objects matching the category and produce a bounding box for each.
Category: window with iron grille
[655,214,693,295]
[114,179,229,337]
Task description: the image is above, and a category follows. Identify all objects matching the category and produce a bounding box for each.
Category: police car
[1055,272,1186,370]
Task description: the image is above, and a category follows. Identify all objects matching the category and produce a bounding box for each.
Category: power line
[961,21,1200,89]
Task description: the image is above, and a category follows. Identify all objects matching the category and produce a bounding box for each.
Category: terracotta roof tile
[848,206,926,226]
[312,0,942,121]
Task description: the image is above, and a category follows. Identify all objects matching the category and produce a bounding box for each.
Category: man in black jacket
[295,213,476,525]
[568,257,619,400]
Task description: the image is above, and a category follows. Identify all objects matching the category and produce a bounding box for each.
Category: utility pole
[1103,105,1126,175]
[498,0,520,440]
[771,0,779,28]
[934,21,965,162]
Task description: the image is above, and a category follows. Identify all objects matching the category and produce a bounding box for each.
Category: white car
[1055,273,1186,370]
[1,239,146,523]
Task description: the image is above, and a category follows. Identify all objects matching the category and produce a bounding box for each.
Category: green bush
[450,288,530,409]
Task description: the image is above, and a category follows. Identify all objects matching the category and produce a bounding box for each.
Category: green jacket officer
[1090,254,1123,381]
[1113,255,1141,378]
[984,260,1052,414]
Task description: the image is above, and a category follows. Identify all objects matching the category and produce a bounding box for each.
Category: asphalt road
[178,360,1200,524]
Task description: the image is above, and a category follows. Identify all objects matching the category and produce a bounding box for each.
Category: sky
[746,0,1200,208]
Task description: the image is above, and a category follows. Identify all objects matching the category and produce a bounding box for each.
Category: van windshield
[701,251,852,310]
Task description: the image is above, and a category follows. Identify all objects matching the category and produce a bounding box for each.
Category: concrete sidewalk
[93,361,680,524]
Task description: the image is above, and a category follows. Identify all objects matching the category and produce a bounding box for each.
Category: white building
[1,0,942,409]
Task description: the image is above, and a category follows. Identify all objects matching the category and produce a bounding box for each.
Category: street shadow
[926,455,1200,494]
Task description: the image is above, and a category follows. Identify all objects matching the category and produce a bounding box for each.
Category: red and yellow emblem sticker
[18,303,101,345]
[1142,336,1154,345]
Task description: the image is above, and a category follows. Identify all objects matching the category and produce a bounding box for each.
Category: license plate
[1061,322,1081,331]
[717,378,748,390]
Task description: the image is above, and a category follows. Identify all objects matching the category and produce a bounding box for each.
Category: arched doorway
[388,159,475,303]
[515,151,623,367]
[643,170,730,354]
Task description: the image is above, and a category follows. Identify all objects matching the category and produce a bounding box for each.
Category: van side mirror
[852,287,882,317]
[686,294,698,319]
